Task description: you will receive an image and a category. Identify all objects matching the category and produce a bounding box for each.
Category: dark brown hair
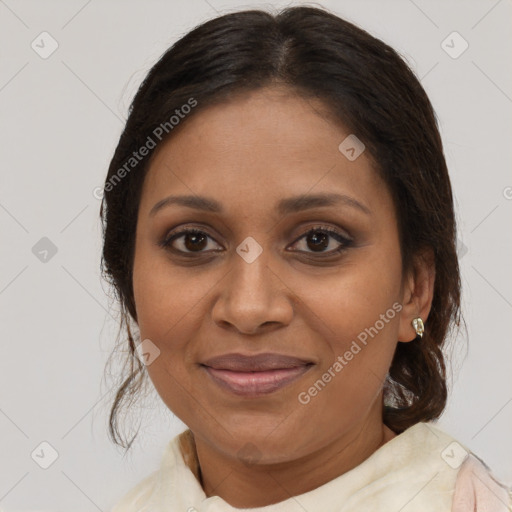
[100,5,462,449]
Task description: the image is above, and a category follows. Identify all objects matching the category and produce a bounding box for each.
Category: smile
[201,365,313,397]
[199,352,315,397]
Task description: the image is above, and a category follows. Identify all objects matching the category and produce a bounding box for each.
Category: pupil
[308,231,328,251]
[185,233,207,251]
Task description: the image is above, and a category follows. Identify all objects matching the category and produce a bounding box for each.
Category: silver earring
[412,317,424,339]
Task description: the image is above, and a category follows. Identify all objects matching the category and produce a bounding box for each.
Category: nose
[211,246,293,335]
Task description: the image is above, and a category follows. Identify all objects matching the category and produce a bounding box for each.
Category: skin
[132,85,435,508]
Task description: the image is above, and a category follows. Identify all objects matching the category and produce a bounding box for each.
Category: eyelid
[161,223,223,247]
[287,225,353,255]
[160,222,353,256]
[289,223,352,244]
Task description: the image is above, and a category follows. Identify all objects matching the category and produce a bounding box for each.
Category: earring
[412,317,424,339]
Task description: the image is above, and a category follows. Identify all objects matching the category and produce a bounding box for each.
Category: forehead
[139,86,390,219]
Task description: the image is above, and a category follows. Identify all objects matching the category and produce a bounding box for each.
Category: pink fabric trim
[452,454,512,511]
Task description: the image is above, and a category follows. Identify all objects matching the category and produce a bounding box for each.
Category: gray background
[1,0,511,510]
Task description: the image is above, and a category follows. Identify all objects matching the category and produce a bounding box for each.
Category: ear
[397,247,436,343]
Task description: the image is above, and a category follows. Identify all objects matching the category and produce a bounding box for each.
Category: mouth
[200,353,314,397]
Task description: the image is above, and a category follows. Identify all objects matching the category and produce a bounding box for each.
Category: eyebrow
[149,192,372,217]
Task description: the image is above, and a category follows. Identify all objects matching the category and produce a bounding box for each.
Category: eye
[289,225,352,255]
[159,228,222,254]
[159,225,353,256]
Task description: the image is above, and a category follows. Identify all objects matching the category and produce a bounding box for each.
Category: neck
[188,414,396,508]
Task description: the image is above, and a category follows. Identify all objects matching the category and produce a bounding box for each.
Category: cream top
[112,422,511,511]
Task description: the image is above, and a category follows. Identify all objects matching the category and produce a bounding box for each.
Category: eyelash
[158,225,353,257]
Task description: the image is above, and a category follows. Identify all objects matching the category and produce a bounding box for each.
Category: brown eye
[159,225,352,258]
[306,231,330,252]
[161,228,222,253]
[182,231,208,251]
[289,227,352,255]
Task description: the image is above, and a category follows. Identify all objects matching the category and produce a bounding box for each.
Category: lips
[201,353,313,371]
[200,353,314,397]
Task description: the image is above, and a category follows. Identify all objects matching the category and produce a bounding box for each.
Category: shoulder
[452,453,512,512]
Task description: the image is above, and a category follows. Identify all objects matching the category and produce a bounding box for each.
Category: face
[132,86,414,464]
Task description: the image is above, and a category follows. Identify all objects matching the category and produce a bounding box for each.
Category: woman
[101,5,511,510]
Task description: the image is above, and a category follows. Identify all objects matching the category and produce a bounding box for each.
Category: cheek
[292,262,402,447]
[293,244,403,403]
[301,247,403,348]
[132,245,202,399]
[132,241,211,342]
[132,252,202,417]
